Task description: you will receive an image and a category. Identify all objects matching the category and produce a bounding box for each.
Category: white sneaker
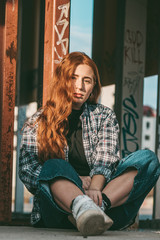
[72,195,113,236]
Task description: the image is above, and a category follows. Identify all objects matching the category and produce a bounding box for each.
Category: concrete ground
[0,226,160,240]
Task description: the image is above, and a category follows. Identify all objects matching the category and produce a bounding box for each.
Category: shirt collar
[80,102,89,119]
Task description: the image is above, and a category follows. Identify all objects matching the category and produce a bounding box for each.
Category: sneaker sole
[77,210,110,236]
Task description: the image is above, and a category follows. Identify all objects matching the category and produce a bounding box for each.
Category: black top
[67,109,90,176]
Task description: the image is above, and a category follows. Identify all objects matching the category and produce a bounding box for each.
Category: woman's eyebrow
[83,76,92,80]
[73,74,92,80]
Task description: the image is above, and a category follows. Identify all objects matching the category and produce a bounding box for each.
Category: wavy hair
[36,52,101,163]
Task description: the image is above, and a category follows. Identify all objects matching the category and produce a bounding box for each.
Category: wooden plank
[0,0,18,222]
[43,0,70,105]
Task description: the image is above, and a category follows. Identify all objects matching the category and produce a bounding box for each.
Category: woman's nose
[75,78,83,89]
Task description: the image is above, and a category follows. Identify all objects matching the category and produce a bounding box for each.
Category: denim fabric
[37,149,160,230]
[107,149,160,230]
[38,159,84,228]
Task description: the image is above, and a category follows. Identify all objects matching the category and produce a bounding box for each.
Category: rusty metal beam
[0,0,18,222]
[43,0,70,106]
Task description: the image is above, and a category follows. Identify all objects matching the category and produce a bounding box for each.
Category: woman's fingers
[80,176,91,190]
[98,191,102,207]
[85,189,102,207]
[79,177,103,206]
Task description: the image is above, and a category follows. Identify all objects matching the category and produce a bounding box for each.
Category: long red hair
[37,52,101,163]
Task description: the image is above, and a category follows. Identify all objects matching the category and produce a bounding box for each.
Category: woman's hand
[79,176,91,190]
[85,189,102,207]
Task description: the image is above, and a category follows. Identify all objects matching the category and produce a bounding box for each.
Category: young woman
[19,52,160,236]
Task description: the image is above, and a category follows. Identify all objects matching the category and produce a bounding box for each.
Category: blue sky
[143,76,158,109]
[69,0,93,57]
[69,1,158,110]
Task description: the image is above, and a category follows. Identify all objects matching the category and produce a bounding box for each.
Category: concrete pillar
[119,0,147,158]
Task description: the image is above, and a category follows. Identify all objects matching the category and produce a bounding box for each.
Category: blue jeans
[37,149,160,230]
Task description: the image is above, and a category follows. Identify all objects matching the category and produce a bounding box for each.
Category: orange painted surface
[43,0,70,106]
[0,0,18,222]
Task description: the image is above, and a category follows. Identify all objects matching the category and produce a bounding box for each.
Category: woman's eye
[84,79,91,83]
[71,76,76,80]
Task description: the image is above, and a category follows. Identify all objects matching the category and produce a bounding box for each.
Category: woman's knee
[133,149,160,182]
[121,149,160,179]
[43,158,67,169]
[129,149,159,166]
[140,149,159,168]
[39,159,80,183]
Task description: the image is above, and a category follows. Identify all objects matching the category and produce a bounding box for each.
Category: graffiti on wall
[124,29,143,65]
[12,0,15,11]
[122,94,139,157]
[123,66,144,95]
[54,2,70,64]
[122,23,146,158]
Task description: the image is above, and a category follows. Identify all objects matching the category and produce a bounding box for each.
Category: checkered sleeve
[19,124,42,195]
[90,109,120,182]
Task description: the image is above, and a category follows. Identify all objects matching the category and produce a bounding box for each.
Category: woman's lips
[74,93,83,98]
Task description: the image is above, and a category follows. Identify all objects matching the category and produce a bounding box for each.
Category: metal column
[43,0,70,106]
[154,41,160,220]
[0,0,18,222]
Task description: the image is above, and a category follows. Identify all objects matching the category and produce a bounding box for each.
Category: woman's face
[72,64,95,110]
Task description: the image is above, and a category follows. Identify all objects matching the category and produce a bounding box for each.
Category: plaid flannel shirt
[19,103,120,225]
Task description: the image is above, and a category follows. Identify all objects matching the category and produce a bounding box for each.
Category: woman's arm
[85,108,120,206]
[89,174,105,191]
[19,146,42,195]
[90,109,120,183]
[85,175,105,206]
[19,125,42,195]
